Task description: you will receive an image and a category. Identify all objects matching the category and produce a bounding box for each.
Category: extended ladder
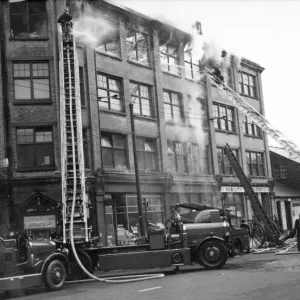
[224,144,280,244]
[58,10,89,244]
[206,68,300,162]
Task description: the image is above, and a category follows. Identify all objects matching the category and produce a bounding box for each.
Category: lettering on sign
[221,186,270,193]
[24,215,56,230]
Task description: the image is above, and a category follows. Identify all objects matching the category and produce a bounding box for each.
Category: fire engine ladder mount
[58,10,90,244]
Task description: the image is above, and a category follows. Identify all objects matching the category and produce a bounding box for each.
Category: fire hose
[67,53,164,282]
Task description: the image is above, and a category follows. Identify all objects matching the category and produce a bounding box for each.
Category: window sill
[95,50,122,61]
[214,129,237,135]
[249,175,267,179]
[127,59,151,69]
[240,93,259,101]
[16,166,56,173]
[162,71,181,78]
[133,114,156,122]
[165,121,186,127]
[13,100,53,105]
[185,77,203,84]
[244,134,263,139]
[99,109,126,116]
[9,37,49,41]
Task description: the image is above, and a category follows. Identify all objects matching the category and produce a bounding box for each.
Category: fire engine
[0,5,297,294]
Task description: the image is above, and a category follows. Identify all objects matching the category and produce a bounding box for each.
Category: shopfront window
[224,193,245,226]
[105,194,164,246]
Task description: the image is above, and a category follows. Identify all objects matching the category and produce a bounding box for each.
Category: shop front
[220,186,272,226]
[15,192,59,240]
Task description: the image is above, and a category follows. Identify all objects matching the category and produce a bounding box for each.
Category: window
[239,72,257,98]
[13,62,50,102]
[160,43,180,75]
[101,132,127,169]
[213,103,235,132]
[246,151,265,176]
[10,0,47,38]
[97,74,123,111]
[164,91,184,123]
[79,67,85,106]
[16,127,54,168]
[126,29,149,65]
[168,141,188,173]
[96,25,121,56]
[184,52,201,81]
[136,138,157,171]
[191,144,201,174]
[217,147,239,175]
[273,163,287,179]
[82,129,89,168]
[243,116,262,137]
[130,82,153,117]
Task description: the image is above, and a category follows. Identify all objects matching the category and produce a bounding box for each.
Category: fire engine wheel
[44,259,66,291]
[198,240,227,269]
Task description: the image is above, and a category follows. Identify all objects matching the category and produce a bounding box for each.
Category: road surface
[4,252,300,300]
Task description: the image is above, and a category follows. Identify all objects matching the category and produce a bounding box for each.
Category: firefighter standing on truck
[293,213,300,251]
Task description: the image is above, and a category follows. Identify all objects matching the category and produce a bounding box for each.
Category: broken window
[184,51,202,81]
[163,90,184,123]
[160,43,180,75]
[97,25,121,57]
[239,72,257,98]
[10,0,48,38]
[16,127,54,168]
[13,62,50,102]
[101,132,127,169]
[130,82,153,117]
[126,29,149,65]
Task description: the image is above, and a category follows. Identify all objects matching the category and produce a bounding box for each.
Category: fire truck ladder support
[59,10,89,244]
[224,143,280,245]
[205,68,300,162]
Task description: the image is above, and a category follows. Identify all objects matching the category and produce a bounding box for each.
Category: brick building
[0,0,274,245]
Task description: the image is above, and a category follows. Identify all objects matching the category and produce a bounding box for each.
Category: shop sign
[221,186,270,193]
[24,215,56,230]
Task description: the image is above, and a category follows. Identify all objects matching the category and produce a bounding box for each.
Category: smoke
[72,4,114,49]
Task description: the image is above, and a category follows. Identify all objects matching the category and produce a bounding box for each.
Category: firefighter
[293,213,300,251]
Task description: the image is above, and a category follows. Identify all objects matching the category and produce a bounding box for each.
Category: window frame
[9,0,48,39]
[16,127,55,170]
[130,81,153,117]
[168,141,188,173]
[243,115,262,138]
[100,132,128,169]
[126,29,150,66]
[163,90,184,124]
[184,51,202,81]
[213,103,236,133]
[136,137,158,171]
[239,72,258,98]
[159,43,180,75]
[246,151,266,177]
[96,24,121,57]
[13,61,51,103]
[97,73,124,112]
[217,147,239,175]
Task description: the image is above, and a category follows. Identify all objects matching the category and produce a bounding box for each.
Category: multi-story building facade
[0,0,274,246]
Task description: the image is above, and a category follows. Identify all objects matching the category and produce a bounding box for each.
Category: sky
[114,0,300,149]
